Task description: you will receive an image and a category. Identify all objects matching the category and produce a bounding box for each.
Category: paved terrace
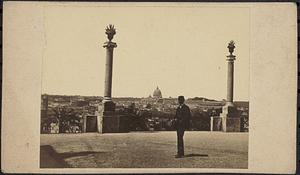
[40,131,248,168]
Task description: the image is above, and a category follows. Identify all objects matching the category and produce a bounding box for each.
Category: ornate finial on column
[227,40,236,61]
[105,24,116,42]
[103,24,117,49]
[227,40,235,55]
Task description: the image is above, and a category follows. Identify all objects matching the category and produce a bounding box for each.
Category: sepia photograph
[39,4,249,169]
[2,2,296,174]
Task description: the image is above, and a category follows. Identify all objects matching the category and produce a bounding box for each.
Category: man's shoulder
[183,104,190,109]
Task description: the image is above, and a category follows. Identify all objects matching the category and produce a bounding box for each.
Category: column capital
[103,41,117,49]
[226,54,236,61]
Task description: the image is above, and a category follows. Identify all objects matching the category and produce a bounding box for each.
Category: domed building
[153,86,162,99]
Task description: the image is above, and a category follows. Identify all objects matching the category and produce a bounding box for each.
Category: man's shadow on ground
[184,153,208,157]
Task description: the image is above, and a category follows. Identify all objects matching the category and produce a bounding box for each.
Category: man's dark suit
[175,104,191,156]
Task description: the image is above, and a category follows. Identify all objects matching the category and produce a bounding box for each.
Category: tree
[52,107,81,133]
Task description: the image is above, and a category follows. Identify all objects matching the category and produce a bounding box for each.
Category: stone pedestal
[210,105,242,132]
[221,116,241,132]
[103,101,116,112]
[102,112,129,133]
[96,104,129,133]
[220,105,238,118]
[219,105,241,132]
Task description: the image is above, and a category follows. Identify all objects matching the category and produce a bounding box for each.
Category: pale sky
[42,4,250,101]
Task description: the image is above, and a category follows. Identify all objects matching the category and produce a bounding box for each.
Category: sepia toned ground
[40,131,248,169]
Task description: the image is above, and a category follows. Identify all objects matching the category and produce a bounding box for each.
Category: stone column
[99,25,128,133]
[102,25,117,112]
[211,40,240,132]
[220,40,240,132]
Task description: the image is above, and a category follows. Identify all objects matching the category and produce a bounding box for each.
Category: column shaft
[104,47,114,101]
[227,60,234,103]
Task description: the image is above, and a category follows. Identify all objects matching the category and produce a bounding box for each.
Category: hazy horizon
[42,4,250,101]
[41,93,250,102]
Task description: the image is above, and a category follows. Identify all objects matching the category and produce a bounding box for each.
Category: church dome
[153,86,162,98]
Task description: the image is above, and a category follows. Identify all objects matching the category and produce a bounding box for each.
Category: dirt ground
[40,131,248,168]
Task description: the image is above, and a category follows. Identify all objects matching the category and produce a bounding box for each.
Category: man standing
[174,96,191,158]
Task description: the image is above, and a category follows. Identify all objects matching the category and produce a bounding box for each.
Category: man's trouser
[177,128,185,156]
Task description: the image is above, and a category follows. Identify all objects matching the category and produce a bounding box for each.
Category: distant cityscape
[41,87,249,134]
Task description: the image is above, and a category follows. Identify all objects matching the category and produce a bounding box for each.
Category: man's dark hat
[178,96,185,101]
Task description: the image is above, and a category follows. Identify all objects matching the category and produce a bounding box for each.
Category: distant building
[153,86,162,99]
